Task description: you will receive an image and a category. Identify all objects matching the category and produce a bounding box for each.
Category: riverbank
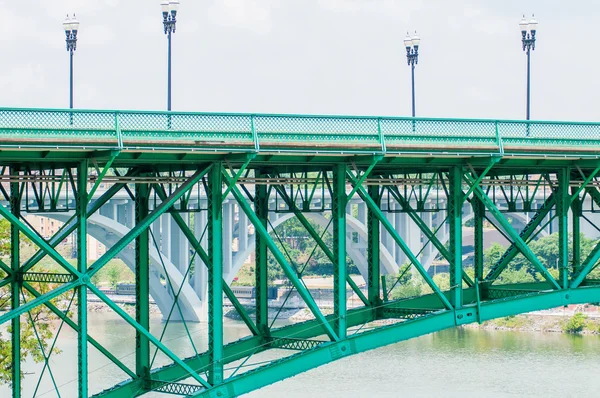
[83,301,600,335]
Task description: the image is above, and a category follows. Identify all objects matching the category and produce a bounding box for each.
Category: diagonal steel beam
[222,170,339,341]
[464,175,560,290]
[346,156,382,201]
[221,155,255,199]
[386,185,474,287]
[88,284,211,389]
[0,201,80,277]
[86,166,211,278]
[21,169,140,274]
[272,184,369,306]
[0,279,82,324]
[152,184,260,336]
[21,281,136,379]
[571,241,600,288]
[484,194,556,283]
[346,171,453,310]
[570,166,600,206]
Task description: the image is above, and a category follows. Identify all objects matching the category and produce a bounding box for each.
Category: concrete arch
[422,209,549,271]
[44,213,203,322]
[229,212,399,285]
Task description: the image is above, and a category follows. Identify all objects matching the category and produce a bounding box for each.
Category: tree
[0,277,70,388]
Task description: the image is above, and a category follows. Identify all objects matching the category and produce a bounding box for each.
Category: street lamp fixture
[404,31,420,117]
[161,1,180,112]
[520,14,538,122]
[63,14,80,110]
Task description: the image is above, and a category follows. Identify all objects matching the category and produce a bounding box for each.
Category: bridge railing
[1,107,599,156]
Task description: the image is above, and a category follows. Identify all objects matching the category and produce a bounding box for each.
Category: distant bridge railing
[1,107,599,156]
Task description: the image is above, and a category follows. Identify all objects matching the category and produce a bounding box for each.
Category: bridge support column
[161,213,171,258]
[135,182,150,382]
[333,164,347,338]
[367,185,381,307]
[557,168,570,288]
[77,161,89,398]
[10,167,21,398]
[193,206,208,307]
[238,203,248,253]
[255,170,269,336]
[571,187,582,276]
[208,164,224,385]
[170,215,189,274]
[448,167,463,308]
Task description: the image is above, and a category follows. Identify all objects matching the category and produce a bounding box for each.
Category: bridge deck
[0,108,599,166]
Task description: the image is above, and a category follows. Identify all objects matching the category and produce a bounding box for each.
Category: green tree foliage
[0,279,71,387]
[562,312,588,334]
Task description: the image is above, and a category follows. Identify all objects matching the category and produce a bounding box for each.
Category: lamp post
[63,14,80,110]
[404,31,420,117]
[161,1,180,111]
[520,15,538,121]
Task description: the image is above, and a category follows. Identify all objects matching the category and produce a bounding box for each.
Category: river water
[3,312,600,397]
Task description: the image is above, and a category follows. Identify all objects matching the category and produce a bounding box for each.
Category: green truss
[1,107,600,398]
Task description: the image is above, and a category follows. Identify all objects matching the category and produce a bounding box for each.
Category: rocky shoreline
[84,302,600,335]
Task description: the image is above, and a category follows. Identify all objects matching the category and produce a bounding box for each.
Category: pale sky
[0,0,597,121]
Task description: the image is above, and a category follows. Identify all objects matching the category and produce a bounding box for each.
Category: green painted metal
[571,187,582,275]
[208,163,224,385]
[449,167,464,309]
[10,167,20,398]
[557,168,570,288]
[135,182,150,382]
[222,171,339,341]
[21,281,136,379]
[1,107,600,159]
[88,283,211,389]
[333,164,347,338]
[386,184,473,287]
[347,171,453,310]
[255,169,270,337]
[465,175,561,289]
[20,170,139,274]
[86,166,211,279]
[367,185,381,308]
[485,194,556,283]
[4,107,600,398]
[152,184,260,336]
[271,183,368,305]
[77,161,88,398]
[472,196,485,281]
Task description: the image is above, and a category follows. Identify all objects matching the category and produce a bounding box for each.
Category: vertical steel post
[411,64,416,117]
[167,32,172,112]
[332,165,347,338]
[526,48,531,121]
[448,167,463,308]
[70,51,74,110]
[557,168,569,288]
[472,196,485,281]
[10,167,20,398]
[367,185,381,307]
[571,187,582,275]
[135,183,150,382]
[207,165,223,385]
[77,161,88,397]
[254,170,269,336]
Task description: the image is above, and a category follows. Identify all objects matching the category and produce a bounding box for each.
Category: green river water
[2,311,599,397]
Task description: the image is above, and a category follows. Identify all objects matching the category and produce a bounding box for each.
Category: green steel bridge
[1,107,600,397]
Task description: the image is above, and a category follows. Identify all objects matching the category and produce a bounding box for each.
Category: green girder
[1,110,599,398]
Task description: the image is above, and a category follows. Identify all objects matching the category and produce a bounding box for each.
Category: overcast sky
[0,0,597,121]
